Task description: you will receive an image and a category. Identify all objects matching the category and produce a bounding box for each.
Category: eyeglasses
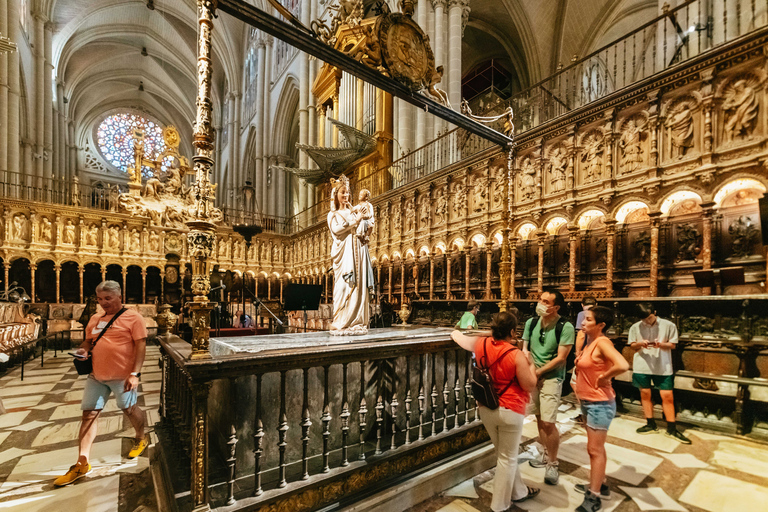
[540,327,547,345]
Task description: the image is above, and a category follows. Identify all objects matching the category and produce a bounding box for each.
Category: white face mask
[535,303,549,317]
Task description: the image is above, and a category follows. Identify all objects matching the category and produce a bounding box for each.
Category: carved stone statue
[472,177,488,212]
[149,231,160,252]
[71,176,81,206]
[435,191,447,224]
[107,226,120,250]
[620,115,645,174]
[392,204,401,234]
[548,146,567,193]
[404,200,415,232]
[722,78,759,142]
[666,99,694,158]
[419,196,430,227]
[12,213,29,242]
[40,217,52,243]
[520,157,536,200]
[62,220,76,245]
[130,229,141,252]
[86,224,99,246]
[453,183,466,217]
[581,133,604,182]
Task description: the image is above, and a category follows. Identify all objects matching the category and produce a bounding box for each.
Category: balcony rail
[158,331,486,510]
[220,208,292,235]
[509,0,768,132]
[0,171,120,212]
[288,127,495,233]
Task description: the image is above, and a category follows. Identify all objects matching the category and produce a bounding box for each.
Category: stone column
[141,269,147,303]
[0,0,7,180]
[4,262,11,296]
[6,0,22,186]
[413,260,420,298]
[267,277,272,300]
[160,269,165,303]
[121,268,127,302]
[464,249,471,299]
[605,219,617,295]
[509,237,518,300]
[33,12,46,185]
[446,252,452,299]
[484,243,493,299]
[649,212,661,297]
[79,264,84,302]
[537,231,546,294]
[415,0,428,149]
[43,21,53,180]
[54,264,61,303]
[429,255,435,300]
[280,278,284,302]
[262,37,274,215]
[30,264,36,303]
[568,224,579,292]
[431,0,447,136]
[332,94,340,148]
[376,265,382,302]
[388,263,393,302]
[400,259,405,305]
[701,202,715,271]
[447,0,469,109]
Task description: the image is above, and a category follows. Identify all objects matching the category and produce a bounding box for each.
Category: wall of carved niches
[0,202,291,309]
[326,39,768,305]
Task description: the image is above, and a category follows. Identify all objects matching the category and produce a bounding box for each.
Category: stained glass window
[96,112,167,179]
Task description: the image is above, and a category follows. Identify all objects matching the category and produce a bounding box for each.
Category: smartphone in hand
[69,352,88,359]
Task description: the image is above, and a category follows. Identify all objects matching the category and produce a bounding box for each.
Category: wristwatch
[130,372,142,378]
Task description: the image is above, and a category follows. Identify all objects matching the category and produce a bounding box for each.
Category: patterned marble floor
[405,405,768,512]
[0,345,162,512]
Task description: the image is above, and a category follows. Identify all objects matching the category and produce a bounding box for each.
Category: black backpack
[472,338,518,410]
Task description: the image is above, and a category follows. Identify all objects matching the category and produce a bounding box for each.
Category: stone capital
[430,0,447,10]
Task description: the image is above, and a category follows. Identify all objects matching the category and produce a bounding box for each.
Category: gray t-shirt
[628,317,678,376]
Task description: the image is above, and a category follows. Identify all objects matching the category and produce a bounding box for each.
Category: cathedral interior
[1,0,768,511]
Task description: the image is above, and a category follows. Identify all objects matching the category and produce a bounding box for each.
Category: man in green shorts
[524,289,574,485]
[629,303,690,443]
[456,300,479,329]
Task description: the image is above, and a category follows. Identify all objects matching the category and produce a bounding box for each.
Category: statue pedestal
[128,182,142,196]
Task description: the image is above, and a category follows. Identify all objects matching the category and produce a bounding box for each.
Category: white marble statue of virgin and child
[327,177,375,335]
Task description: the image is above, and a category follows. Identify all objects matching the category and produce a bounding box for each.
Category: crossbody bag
[73,307,127,375]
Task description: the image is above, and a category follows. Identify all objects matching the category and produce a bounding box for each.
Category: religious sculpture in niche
[149,231,160,252]
[218,239,228,259]
[676,224,701,262]
[580,131,604,183]
[392,204,401,234]
[472,176,489,212]
[418,195,430,228]
[547,145,567,193]
[39,217,52,243]
[12,214,29,242]
[619,114,647,174]
[722,76,760,143]
[62,220,76,245]
[130,229,141,252]
[665,97,695,159]
[452,182,466,217]
[728,216,759,258]
[594,236,607,269]
[519,157,537,200]
[404,199,415,232]
[272,244,280,261]
[85,224,99,247]
[633,231,651,266]
[435,191,447,225]
[107,226,120,250]
[561,244,571,273]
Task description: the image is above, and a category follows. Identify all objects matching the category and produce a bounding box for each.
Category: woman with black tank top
[452,312,540,511]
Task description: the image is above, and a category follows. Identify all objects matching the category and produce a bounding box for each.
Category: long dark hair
[490,311,518,340]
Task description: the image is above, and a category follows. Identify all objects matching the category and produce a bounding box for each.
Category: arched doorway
[126,265,142,303]
[83,263,102,299]
[61,262,80,303]
[35,260,56,303]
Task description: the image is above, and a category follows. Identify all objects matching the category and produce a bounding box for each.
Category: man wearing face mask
[523,289,575,485]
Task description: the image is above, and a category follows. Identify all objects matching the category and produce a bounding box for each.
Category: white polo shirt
[628,317,678,376]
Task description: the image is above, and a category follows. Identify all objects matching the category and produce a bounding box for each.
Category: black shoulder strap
[91,307,127,350]
[555,317,566,343]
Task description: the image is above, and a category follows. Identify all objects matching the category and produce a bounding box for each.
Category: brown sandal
[512,485,540,503]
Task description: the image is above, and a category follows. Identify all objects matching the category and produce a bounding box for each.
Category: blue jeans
[581,399,616,431]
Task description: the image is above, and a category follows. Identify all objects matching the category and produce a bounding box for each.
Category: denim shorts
[82,374,137,411]
[581,399,616,431]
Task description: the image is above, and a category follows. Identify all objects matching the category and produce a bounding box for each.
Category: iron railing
[0,171,121,211]
[509,0,768,132]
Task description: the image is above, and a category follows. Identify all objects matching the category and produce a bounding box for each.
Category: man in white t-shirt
[628,303,690,444]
